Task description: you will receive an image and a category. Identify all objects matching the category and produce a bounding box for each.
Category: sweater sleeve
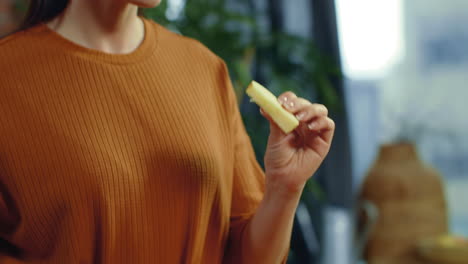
[0,178,22,261]
[216,60,265,263]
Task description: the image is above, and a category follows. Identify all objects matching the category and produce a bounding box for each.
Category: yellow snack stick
[246,81,299,134]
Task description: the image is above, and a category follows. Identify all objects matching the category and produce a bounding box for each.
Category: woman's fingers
[278,92,309,114]
[278,92,328,118]
[273,92,334,135]
[295,103,328,122]
[278,92,328,122]
[277,91,298,107]
[307,116,335,142]
[308,116,334,131]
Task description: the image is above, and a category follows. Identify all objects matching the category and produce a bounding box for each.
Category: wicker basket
[359,143,448,263]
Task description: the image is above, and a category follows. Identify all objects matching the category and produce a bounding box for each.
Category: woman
[0,0,335,263]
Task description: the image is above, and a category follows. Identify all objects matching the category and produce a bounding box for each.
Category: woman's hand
[261,92,335,197]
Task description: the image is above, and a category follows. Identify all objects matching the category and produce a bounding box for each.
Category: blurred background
[2,0,467,263]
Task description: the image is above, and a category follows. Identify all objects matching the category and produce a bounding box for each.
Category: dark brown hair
[21,0,70,30]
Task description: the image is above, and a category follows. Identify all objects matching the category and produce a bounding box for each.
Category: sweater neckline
[37,18,158,64]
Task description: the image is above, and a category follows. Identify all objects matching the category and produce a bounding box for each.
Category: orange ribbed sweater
[0,18,265,264]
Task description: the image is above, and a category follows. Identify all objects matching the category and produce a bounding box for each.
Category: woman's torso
[0,19,236,264]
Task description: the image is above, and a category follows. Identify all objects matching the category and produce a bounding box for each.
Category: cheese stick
[246,81,299,134]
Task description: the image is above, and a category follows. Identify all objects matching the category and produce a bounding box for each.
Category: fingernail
[286,101,294,110]
[308,122,316,130]
[278,97,287,104]
[295,112,305,120]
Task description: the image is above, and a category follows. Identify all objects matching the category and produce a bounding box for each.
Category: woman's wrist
[265,172,306,200]
[264,177,304,206]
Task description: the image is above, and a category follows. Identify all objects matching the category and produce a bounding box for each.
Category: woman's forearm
[228,91,334,263]
[241,187,303,264]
